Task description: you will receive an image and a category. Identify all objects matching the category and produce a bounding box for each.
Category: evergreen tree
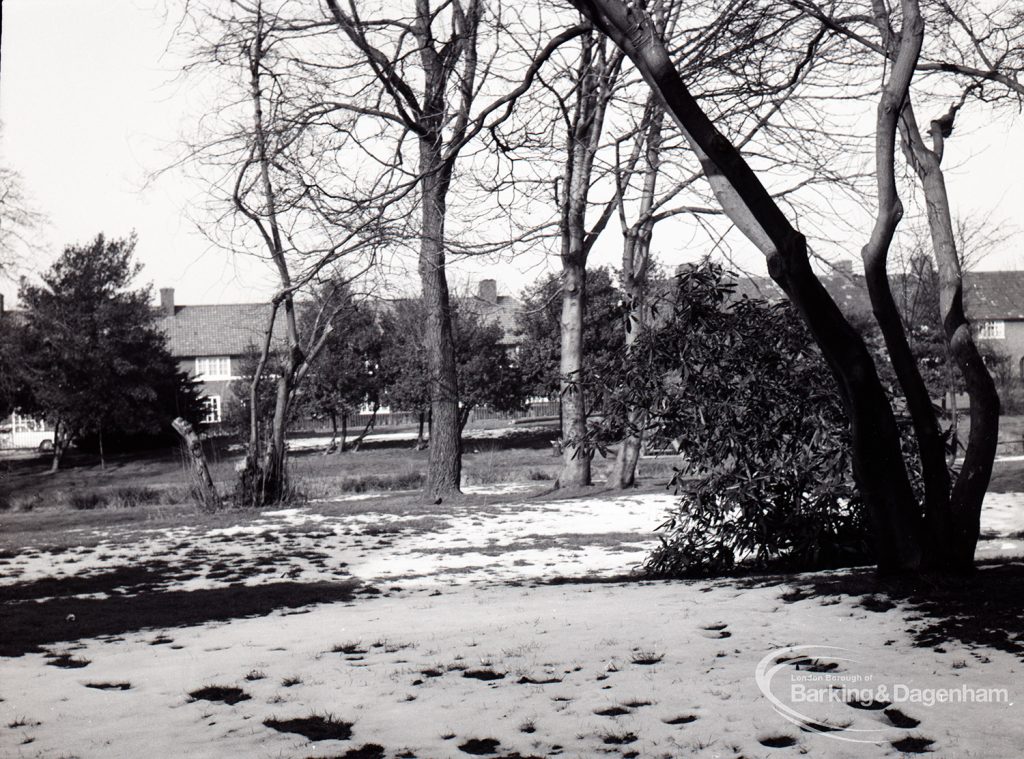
[18,233,201,469]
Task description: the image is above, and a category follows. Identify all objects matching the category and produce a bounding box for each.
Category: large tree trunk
[558,260,591,487]
[173,417,220,511]
[570,0,925,573]
[900,102,1000,571]
[418,152,462,498]
[555,33,618,489]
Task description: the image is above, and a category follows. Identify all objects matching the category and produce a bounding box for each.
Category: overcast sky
[1,0,1021,309]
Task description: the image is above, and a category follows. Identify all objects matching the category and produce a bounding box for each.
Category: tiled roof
[963,271,1024,320]
[156,303,289,358]
[730,274,873,317]
[732,271,1024,322]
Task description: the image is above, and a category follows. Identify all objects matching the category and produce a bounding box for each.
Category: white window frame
[195,356,232,380]
[202,395,222,424]
[976,320,1005,340]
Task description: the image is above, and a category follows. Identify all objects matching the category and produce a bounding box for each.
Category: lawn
[1,424,1023,758]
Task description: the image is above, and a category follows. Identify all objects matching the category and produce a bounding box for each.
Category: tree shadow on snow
[0,559,362,657]
[742,558,1024,659]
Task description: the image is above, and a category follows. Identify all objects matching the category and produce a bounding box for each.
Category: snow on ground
[1,489,1023,758]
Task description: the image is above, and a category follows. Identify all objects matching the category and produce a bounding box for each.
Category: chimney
[478,279,498,304]
[834,260,855,277]
[160,288,175,317]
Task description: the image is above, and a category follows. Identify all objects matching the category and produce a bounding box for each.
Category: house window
[202,395,222,424]
[976,321,1005,340]
[195,356,232,379]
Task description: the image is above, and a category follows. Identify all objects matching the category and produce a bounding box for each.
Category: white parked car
[0,416,55,452]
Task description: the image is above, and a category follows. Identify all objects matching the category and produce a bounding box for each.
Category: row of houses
[733,265,1024,380]
[3,270,1023,446]
[157,269,1024,424]
[154,279,523,424]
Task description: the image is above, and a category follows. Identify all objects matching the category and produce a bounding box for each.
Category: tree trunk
[351,402,379,450]
[570,0,925,572]
[263,374,291,502]
[610,107,662,490]
[458,405,473,436]
[610,254,646,489]
[558,260,591,487]
[172,417,219,511]
[611,432,643,488]
[339,412,347,453]
[900,102,1000,571]
[49,418,64,473]
[857,6,953,565]
[326,411,338,453]
[555,34,615,490]
[418,149,461,498]
[98,425,105,470]
[414,410,427,450]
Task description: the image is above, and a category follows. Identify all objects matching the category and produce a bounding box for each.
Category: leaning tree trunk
[418,155,462,498]
[350,402,379,451]
[900,101,1000,571]
[173,417,220,511]
[570,0,925,573]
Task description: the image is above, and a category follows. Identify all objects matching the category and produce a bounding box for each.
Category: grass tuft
[264,714,353,741]
[630,650,664,665]
[188,685,252,705]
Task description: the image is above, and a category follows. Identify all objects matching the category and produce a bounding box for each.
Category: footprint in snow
[699,622,731,639]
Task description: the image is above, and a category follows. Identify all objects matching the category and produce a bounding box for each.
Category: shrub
[586,262,874,576]
[69,492,106,510]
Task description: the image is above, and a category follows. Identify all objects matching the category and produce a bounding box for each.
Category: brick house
[154,288,286,424]
[962,271,1024,380]
[460,279,523,351]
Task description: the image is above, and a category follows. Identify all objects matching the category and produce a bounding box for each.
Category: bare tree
[315,0,587,498]
[601,0,858,488]
[181,1,382,505]
[791,0,1022,567]
[568,0,939,573]
[0,164,43,277]
[547,30,624,488]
